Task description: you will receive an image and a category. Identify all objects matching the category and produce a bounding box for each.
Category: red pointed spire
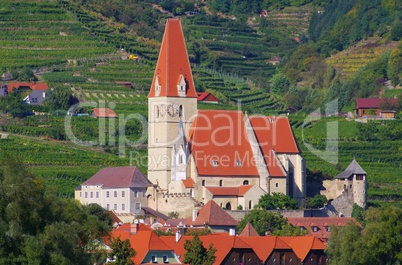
[148,18,197,98]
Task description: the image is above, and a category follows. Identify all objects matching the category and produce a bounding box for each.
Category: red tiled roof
[356,98,398,109]
[239,222,259,236]
[249,116,299,177]
[197,92,219,102]
[281,236,326,261]
[7,82,48,93]
[188,110,259,177]
[92,108,118,118]
[191,200,238,226]
[182,178,194,188]
[287,217,362,241]
[205,185,253,196]
[82,167,152,188]
[110,224,173,264]
[148,18,197,98]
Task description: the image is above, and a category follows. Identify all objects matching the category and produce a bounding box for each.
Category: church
[146,18,305,213]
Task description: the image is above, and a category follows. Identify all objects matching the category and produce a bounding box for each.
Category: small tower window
[219,180,223,186]
[155,76,161,96]
[177,75,186,97]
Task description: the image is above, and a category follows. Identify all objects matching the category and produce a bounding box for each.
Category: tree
[306,194,328,209]
[183,234,216,265]
[237,209,287,236]
[270,73,290,94]
[327,206,402,265]
[45,87,78,110]
[257,193,298,210]
[0,89,26,118]
[109,237,136,265]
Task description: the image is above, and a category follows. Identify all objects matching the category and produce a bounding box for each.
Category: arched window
[202,180,205,186]
[243,180,249,185]
[225,202,231,210]
[219,180,223,186]
[179,105,183,118]
[248,200,252,210]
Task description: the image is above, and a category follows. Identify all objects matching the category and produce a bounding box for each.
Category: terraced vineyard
[326,37,398,79]
[291,116,402,208]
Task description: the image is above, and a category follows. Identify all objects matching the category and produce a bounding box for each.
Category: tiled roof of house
[287,217,362,242]
[197,92,219,102]
[356,98,398,109]
[239,236,289,261]
[142,207,170,221]
[281,236,326,261]
[7,82,48,92]
[335,159,366,179]
[148,18,197,98]
[205,185,253,196]
[110,224,174,264]
[188,110,259,177]
[182,178,194,188]
[191,200,238,226]
[92,108,118,118]
[249,116,299,177]
[239,222,259,236]
[81,167,151,188]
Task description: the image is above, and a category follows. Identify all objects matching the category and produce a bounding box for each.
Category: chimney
[229,228,235,236]
[175,230,182,243]
[177,223,187,236]
[131,219,139,234]
[192,209,198,222]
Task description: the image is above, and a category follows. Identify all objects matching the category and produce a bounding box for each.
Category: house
[355,98,398,118]
[146,18,306,217]
[91,108,118,118]
[268,56,283,65]
[0,85,7,97]
[108,222,181,264]
[280,236,327,265]
[5,82,49,105]
[286,217,362,243]
[197,92,219,103]
[75,167,152,214]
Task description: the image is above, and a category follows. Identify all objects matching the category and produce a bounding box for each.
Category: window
[79,192,82,197]
[179,155,183,164]
[114,191,117,197]
[122,191,125,197]
[211,160,218,167]
[243,180,249,185]
[236,160,242,166]
[134,191,138,198]
[135,203,141,210]
[202,180,205,186]
[163,255,169,263]
[152,255,157,263]
[106,204,110,210]
[326,226,331,232]
[312,226,318,232]
[249,200,252,209]
[219,180,223,187]
[122,204,125,211]
[96,192,99,198]
[106,191,109,198]
[276,183,279,188]
[90,192,93,198]
[114,204,117,211]
[84,192,88,198]
[32,98,38,103]
[356,174,364,180]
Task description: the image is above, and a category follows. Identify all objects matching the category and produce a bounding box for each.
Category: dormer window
[155,76,161,96]
[177,74,186,97]
[312,226,318,232]
[211,160,218,167]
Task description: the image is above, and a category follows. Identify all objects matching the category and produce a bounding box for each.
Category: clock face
[157,103,180,118]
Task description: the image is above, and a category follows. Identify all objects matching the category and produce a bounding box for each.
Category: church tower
[148,18,198,191]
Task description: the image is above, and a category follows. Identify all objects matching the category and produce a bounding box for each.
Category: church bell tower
[148,18,198,191]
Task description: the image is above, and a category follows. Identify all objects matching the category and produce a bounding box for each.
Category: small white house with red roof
[75,167,151,214]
